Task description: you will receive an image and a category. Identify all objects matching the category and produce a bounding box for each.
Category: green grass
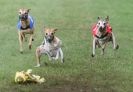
[0,0,133,92]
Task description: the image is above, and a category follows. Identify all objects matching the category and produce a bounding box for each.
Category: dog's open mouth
[47,39,53,43]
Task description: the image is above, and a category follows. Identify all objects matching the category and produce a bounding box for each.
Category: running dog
[35,28,64,67]
[17,8,35,53]
[91,16,119,57]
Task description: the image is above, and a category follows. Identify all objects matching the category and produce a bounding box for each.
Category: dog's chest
[45,42,57,51]
[97,34,111,45]
[45,42,58,57]
[21,21,29,28]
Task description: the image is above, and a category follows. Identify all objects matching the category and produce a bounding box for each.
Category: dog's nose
[47,36,51,39]
[99,26,103,30]
[99,26,105,32]
[19,14,28,20]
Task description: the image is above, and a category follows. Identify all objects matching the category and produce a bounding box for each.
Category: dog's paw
[115,45,119,50]
[20,51,23,54]
[91,54,95,57]
[49,58,52,61]
[32,38,34,41]
[61,58,65,63]
[34,64,40,67]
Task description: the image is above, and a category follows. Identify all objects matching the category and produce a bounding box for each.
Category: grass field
[0,0,133,92]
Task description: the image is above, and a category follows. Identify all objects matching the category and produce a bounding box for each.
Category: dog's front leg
[52,49,61,61]
[28,29,34,50]
[54,49,59,60]
[18,31,23,53]
[92,38,96,57]
[59,48,64,63]
[101,44,106,55]
[29,34,33,49]
[47,52,52,61]
[111,32,119,50]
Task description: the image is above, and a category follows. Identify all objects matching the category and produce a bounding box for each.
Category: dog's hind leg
[92,38,96,57]
[111,32,119,50]
[59,48,64,63]
[35,47,41,67]
[18,31,23,53]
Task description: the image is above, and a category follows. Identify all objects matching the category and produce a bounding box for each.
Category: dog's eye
[46,33,48,35]
[51,33,54,35]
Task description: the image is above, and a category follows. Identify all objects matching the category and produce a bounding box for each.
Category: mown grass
[0,0,133,92]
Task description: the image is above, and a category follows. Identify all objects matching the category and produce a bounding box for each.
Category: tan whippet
[17,8,34,53]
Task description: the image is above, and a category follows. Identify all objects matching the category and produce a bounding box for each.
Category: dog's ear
[52,28,58,33]
[27,9,31,13]
[44,27,48,32]
[105,16,109,21]
[97,16,100,20]
[53,28,58,32]
[18,9,22,14]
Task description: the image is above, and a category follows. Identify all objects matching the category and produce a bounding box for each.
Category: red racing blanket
[92,23,112,37]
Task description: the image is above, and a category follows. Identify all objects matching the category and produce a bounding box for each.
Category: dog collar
[20,25,30,30]
[95,32,109,39]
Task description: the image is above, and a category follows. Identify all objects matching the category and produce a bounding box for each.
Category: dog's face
[97,16,109,33]
[18,8,30,21]
[44,28,57,43]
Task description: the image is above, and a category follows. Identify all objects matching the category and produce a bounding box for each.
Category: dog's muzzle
[45,36,54,43]
[19,14,28,20]
[99,26,105,32]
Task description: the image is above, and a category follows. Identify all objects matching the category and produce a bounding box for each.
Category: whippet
[91,16,119,57]
[17,8,34,53]
[35,28,64,67]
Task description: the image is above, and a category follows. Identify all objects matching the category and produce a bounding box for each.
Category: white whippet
[91,16,119,57]
[35,28,64,67]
